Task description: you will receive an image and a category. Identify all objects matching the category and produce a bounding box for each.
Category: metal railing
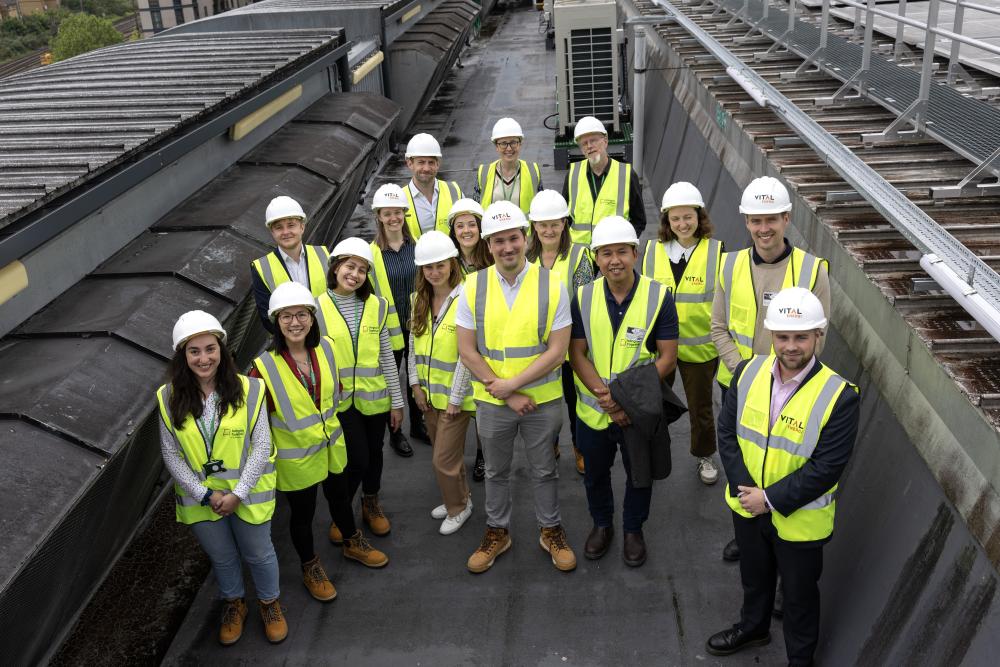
[645,0,1000,343]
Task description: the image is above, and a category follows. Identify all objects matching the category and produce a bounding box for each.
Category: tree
[50,13,123,62]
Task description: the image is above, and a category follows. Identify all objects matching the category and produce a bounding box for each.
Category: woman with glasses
[474,117,542,216]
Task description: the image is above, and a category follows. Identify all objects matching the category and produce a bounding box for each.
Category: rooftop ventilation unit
[554,0,620,139]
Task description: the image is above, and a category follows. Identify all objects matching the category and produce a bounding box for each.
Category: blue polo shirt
[571,271,678,352]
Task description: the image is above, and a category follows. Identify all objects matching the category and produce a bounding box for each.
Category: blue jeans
[576,418,652,532]
[190,515,280,601]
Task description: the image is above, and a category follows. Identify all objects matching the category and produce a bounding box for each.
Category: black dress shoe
[472,449,486,482]
[389,430,413,457]
[722,538,741,561]
[705,626,771,656]
[585,525,613,560]
[623,531,646,567]
[410,421,430,443]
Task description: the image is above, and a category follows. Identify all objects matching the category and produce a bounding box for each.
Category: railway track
[0,14,136,79]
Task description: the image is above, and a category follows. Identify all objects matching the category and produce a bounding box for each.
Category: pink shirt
[770,355,817,428]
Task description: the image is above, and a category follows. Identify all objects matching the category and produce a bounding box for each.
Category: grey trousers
[476,399,563,529]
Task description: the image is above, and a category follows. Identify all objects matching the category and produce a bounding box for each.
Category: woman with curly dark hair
[639,182,723,487]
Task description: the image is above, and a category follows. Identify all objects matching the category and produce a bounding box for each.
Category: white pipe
[920,254,1000,343]
[633,26,647,179]
[726,66,769,106]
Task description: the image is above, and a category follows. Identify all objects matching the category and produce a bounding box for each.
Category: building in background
[135,0,255,35]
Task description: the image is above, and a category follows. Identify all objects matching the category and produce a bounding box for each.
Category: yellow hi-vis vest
[716,247,826,388]
[156,376,276,525]
[566,158,630,246]
[316,291,391,415]
[412,292,476,412]
[534,243,591,293]
[477,159,541,215]
[640,238,721,363]
[252,337,347,492]
[369,241,406,351]
[464,262,563,405]
[403,180,463,239]
[574,275,667,431]
[727,355,856,541]
[252,245,330,297]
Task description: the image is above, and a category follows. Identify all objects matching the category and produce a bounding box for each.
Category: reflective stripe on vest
[412,293,476,412]
[316,292,391,415]
[715,247,825,388]
[478,160,540,215]
[537,242,591,293]
[726,355,855,541]
[574,276,666,431]
[640,238,721,362]
[467,263,562,405]
[252,337,347,491]
[369,241,406,351]
[403,180,462,240]
[156,376,276,525]
[567,159,629,246]
[252,245,330,297]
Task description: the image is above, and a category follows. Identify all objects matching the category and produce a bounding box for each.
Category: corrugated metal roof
[228,0,410,13]
[0,29,343,230]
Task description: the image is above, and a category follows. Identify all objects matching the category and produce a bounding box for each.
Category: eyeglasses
[278,311,312,324]
[495,140,521,150]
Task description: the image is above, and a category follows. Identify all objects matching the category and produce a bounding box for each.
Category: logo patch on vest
[440,323,456,334]
[778,414,805,434]
[221,427,245,439]
[622,326,645,348]
[362,324,380,335]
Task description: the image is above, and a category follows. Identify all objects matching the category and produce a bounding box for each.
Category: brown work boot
[540,525,577,572]
[258,599,288,643]
[362,493,391,536]
[467,526,512,573]
[302,555,337,602]
[328,521,343,544]
[573,446,585,475]
[342,530,389,568]
[218,598,247,646]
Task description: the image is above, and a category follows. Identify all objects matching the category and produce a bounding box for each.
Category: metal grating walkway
[715,0,1000,166]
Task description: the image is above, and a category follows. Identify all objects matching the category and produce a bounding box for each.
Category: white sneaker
[439,500,473,535]
[698,457,719,485]
[431,504,448,520]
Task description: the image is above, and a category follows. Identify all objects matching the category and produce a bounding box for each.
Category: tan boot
[362,493,391,536]
[328,521,343,545]
[302,556,337,602]
[342,530,389,568]
[574,447,585,475]
[540,525,577,572]
[258,599,288,643]
[218,598,247,646]
[467,526,512,573]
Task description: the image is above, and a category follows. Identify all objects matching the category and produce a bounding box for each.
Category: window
[173,0,183,25]
[149,0,163,31]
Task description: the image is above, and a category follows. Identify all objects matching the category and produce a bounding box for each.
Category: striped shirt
[378,240,416,328]
[330,290,405,409]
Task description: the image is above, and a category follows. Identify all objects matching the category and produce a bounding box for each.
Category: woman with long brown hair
[639,181,723,486]
[407,231,476,535]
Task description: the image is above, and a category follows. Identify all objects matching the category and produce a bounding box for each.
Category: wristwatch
[201,489,214,506]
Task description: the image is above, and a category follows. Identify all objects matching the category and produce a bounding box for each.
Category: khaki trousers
[425,406,473,516]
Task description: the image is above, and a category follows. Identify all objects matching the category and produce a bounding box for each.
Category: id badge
[203,459,227,477]
[762,291,776,309]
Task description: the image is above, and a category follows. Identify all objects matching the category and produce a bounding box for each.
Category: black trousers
[341,406,389,498]
[733,512,824,666]
[394,330,423,430]
[283,473,357,564]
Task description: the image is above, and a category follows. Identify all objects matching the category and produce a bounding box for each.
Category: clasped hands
[592,384,630,427]
[208,490,241,517]
[484,378,536,416]
[737,485,770,516]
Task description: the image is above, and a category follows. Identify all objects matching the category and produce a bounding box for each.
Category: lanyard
[497,169,517,202]
[293,355,318,404]
[196,399,219,458]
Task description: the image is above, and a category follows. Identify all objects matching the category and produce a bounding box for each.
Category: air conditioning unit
[554,0,621,139]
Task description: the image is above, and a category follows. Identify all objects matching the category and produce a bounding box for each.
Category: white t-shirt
[409,179,439,233]
[455,260,571,330]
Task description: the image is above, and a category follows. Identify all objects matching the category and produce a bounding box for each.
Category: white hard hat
[661,182,705,211]
[405,133,442,158]
[591,215,639,251]
[739,176,792,215]
[331,237,374,265]
[371,183,410,211]
[481,200,529,239]
[528,189,570,222]
[764,287,827,331]
[268,281,317,320]
[172,310,226,351]
[447,198,484,225]
[265,195,307,227]
[414,230,459,266]
[491,117,524,141]
[573,116,607,141]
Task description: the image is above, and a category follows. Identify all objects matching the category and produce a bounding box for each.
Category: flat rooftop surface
[164,7,788,665]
